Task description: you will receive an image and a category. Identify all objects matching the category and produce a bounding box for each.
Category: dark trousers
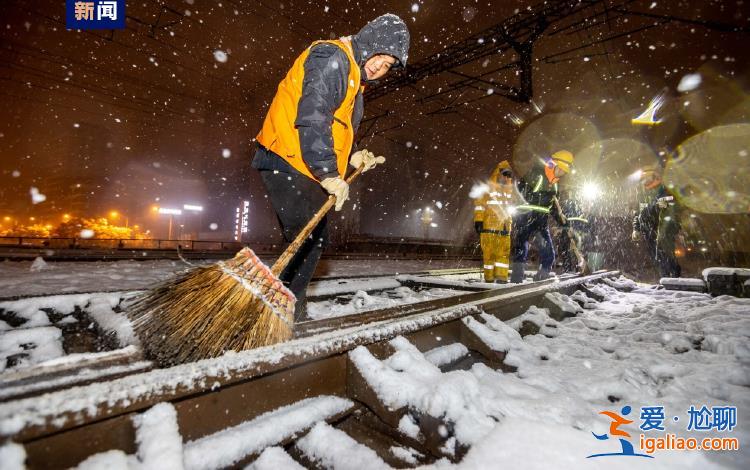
[511,212,555,270]
[643,232,681,278]
[259,170,329,320]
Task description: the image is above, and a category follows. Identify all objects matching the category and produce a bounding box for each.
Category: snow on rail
[0,273,609,436]
[184,396,352,470]
[295,421,391,470]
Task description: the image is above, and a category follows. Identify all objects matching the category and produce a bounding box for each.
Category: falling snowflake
[29,187,46,204]
[209,223,218,230]
[677,73,701,92]
[411,3,419,13]
[222,148,231,158]
[80,229,95,239]
[214,50,228,63]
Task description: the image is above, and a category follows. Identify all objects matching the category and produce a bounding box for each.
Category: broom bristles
[128,248,295,366]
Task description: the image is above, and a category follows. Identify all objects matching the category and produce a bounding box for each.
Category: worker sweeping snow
[128,15,410,364]
[253,14,411,319]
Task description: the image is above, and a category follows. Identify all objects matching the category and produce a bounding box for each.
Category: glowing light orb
[665,123,750,214]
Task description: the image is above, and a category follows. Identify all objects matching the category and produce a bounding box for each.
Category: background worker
[253,14,410,319]
[555,196,590,273]
[510,150,575,282]
[631,163,682,278]
[473,161,521,283]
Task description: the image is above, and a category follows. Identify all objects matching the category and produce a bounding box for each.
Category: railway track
[0,270,619,469]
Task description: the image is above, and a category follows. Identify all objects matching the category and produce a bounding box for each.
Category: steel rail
[1,271,617,469]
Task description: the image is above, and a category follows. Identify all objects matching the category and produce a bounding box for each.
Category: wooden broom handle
[271,164,365,276]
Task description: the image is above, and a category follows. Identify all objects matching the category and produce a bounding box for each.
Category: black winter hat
[352,14,410,69]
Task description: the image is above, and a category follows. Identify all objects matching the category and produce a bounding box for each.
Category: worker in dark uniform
[556,197,589,273]
[631,164,681,278]
[510,150,575,283]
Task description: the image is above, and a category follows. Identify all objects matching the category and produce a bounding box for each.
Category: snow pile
[0,291,137,372]
[398,414,421,440]
[75,449,132,470]
[87,294,137,347]
[295,421,390,470]
[0,441,26,470]
[424,343,469,368]
[133,403,183,470]
[454,418,722,470]
[463,314,547,368]
[247,447,304,470]
[601,275,638,291]
[307,278,401,298]
[307,286,467,320]
[660,277,706,288]
[389,445,423,465]
[183,396,352,470]
[506,305,558,335]
[29,257,49,272]
[701,267,750,279]
[569,290,599,309]
[350,335,507,446]
[543,291,583,317]
[0,327,63,372]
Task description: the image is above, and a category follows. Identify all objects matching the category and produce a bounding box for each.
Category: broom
[129,164,365,366]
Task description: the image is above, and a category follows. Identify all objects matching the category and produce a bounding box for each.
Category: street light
[183,204,204,240]
[420,207,433,239]
[158,208,182,239]
[109,210,129,227]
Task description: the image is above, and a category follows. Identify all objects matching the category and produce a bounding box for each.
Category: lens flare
[512,113,601,179]
[631,92,666,126]
[581,182,601,201]
[664,123,750,214]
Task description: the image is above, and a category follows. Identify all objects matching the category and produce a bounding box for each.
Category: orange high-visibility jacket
[256,38,362,181]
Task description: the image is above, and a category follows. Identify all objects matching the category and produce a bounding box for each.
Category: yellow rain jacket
[473,161,522,282]
[473,161,521,232]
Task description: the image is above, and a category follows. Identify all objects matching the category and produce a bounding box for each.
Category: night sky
[0,0,748,243]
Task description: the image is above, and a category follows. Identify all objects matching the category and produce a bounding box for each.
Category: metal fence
[0,236,250,251]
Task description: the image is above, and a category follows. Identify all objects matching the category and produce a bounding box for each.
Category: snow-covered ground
[52,282,750,467]
[0,258,479,373]
[307,286,471,320]
[1,261,748,468]
[343,282,750,469]
[0,258,476,298]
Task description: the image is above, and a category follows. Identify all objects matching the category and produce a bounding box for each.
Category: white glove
[320,177,349,211]
[631,230,642,242]
[350,149,385,173]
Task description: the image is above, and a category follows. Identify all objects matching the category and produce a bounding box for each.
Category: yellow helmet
[551,150,574,173]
